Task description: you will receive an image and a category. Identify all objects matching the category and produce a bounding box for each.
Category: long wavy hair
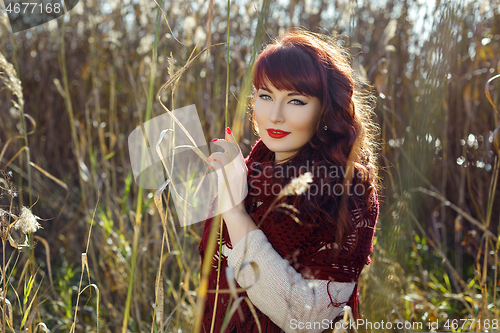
[249,28,380,249]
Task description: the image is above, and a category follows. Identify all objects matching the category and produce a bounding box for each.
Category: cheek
[291,113,317,135]
[253,102,267,127]
[303,106,321,134]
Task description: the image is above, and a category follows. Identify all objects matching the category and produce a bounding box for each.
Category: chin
[263,143,299,158]
[262,137,284,151]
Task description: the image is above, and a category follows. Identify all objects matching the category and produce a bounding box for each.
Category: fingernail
[226,127,232,135]
[212,138,218,142]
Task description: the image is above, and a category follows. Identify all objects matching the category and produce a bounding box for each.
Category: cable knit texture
[226,229,355,333]
[198,138,379,333]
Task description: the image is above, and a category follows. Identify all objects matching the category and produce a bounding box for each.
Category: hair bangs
[253,45,323,100]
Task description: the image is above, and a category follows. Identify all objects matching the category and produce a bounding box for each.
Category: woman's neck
[274,151,294,165]
[273,152,299,166]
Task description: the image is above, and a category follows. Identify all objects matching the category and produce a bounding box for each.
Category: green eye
[291,99,306,106]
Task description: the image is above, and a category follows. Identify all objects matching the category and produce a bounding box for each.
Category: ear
[315,114,325,133]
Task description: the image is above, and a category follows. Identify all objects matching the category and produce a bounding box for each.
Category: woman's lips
[267,129,290,138]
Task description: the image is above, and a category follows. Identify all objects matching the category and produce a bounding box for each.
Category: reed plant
[0,0,499,332]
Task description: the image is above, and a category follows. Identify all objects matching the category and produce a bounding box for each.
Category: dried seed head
[0,226,8,242]
[14,207,42,234]
[7,189,17,198]
[0,210,10,242]
[282,172,313,196]
[0,51,24,112]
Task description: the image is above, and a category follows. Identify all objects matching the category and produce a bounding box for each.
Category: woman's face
[254,82,322,164]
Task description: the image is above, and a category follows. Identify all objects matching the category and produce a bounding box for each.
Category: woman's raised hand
[208,127,248,217]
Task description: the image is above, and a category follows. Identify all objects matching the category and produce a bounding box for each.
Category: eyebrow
[260,88,305,97]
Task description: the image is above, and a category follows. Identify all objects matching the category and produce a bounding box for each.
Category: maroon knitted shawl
[198,138,379,333]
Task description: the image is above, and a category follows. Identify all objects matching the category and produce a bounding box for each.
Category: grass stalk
[204,3,232,331]
[58,19,87,208]
[225,0,230,135]
[2,239,6,333]
[234,0,270,139]
[192,214,222,333]
[70,198,98,333]
[121,1,163,332]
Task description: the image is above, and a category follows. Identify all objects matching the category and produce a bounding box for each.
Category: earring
[324,124,328,131]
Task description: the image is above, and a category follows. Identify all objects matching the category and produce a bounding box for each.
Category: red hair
[250,28,380,251]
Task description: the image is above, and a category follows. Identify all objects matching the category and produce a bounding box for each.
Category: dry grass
[0,0,499,332]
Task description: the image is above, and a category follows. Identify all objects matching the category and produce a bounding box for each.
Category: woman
[199,28,380,333]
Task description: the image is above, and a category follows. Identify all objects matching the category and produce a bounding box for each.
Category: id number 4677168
[444,318,499,331]
[5,2,62,14]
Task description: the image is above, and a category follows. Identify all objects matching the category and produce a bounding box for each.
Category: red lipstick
[267,128,290,139]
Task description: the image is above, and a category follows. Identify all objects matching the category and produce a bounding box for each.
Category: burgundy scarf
[198,138,379,332]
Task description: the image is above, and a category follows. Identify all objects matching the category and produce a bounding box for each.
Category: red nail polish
[226,127,232,135]
[212,138,218,142]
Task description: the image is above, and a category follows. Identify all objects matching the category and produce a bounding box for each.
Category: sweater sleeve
[226,229,355,333]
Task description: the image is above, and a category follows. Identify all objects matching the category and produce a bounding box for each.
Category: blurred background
[0,0,499,331]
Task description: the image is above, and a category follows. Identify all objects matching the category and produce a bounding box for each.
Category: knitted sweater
[198,138,379,332]
[225,228,355,332]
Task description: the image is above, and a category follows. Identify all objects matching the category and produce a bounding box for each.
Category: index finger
[225,127,239,146]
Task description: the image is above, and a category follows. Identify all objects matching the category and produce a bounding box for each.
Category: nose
[268,102,284,124]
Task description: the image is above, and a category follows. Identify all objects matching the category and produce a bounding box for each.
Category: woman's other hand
[208,127,248,217]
